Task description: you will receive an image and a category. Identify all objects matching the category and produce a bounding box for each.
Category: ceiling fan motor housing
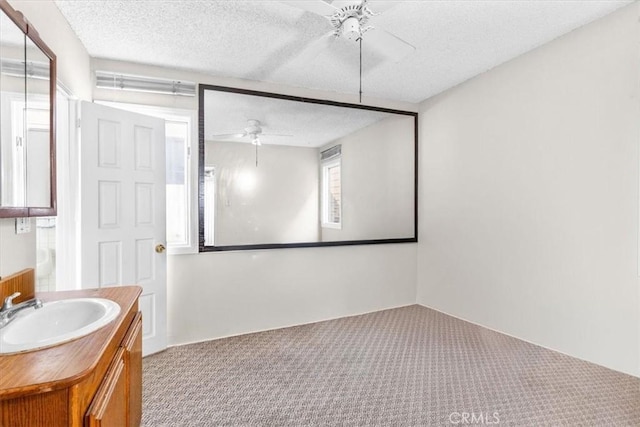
[341,16,361,40]
[245,119,263,135]
[330,2,373,40]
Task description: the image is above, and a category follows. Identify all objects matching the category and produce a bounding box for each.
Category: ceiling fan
[210,119,291,166]
[211,119,269,146]
[282,0,415,100]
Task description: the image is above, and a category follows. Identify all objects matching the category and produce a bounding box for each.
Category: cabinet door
[122,312,143,427]
[85,348,127,427]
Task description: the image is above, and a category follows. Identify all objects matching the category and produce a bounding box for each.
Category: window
[165,120,190,247]
[321,148,342,229]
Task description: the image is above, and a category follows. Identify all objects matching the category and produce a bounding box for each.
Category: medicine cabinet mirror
[0,0,56,217]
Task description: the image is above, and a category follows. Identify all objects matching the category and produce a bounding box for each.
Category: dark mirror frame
[0,0,56,218]
[198,84,418,252]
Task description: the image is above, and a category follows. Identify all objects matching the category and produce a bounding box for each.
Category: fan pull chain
[359,37,363,103]
[255,143,258,167]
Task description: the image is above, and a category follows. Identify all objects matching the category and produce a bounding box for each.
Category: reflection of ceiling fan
[211,119,268,146]
[282,0,415,62]
[210,119,292,166]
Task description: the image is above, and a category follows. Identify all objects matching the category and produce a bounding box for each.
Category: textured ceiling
[204,88,401,147]
[54,0,632,104]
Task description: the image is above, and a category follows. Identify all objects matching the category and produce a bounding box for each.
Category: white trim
[417,303,640,379]
[55,93,78,290]
[167,303,416,348]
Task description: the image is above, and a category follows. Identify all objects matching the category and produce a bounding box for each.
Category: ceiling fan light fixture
[341,16,361,40]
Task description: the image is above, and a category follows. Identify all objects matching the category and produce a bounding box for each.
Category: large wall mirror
[0,0,56,217]
[199,85,417,251]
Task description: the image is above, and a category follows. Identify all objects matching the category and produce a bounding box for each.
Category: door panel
[98,241,122,287]
[80,101,167,356]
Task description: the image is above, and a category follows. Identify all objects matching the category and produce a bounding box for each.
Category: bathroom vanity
[0,283,142,427]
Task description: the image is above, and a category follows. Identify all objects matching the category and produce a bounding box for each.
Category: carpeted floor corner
[142,305,639,426]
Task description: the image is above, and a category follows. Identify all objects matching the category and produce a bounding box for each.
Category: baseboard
[416,302,640,379]
[167,302,418,349]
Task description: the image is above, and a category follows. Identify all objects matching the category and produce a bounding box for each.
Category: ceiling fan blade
[363,27,415,63]
[279,1,338,16]
[292,31,338,65]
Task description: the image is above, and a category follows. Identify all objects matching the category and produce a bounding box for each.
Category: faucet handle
[1,292,21,310]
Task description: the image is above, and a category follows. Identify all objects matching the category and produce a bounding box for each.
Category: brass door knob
[155,244,166,253]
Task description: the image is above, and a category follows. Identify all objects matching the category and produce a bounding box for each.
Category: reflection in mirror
[0,0,56,216]
[199,85,417,251]
[25,35,51,207]
[0,8,26,207]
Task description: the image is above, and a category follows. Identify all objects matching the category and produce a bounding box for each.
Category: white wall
[321,114,415,242]
[417,3,640,377]
[0,218,35,278]
[206,140,319,245]
[168,243,417,345]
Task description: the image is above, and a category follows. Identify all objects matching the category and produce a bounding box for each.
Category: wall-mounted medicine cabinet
[0,0,56,218]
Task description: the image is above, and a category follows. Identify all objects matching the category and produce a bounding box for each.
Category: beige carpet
[142,305,639,426]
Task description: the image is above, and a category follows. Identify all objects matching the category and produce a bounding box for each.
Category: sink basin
[0,298,120,354]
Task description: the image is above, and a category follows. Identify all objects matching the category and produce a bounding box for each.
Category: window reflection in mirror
[0,0,56,217]
[200,85,418,251]
[321,151,342,230]
[0,8,26,207]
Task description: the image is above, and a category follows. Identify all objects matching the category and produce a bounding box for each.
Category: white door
[79,101,167,356]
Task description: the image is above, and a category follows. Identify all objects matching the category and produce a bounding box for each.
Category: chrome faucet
[0,292,43,329]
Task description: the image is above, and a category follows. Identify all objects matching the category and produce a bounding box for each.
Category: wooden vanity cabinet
[86,312,142,427]
[85,348,127,427]
[0,286,143,427]
[123,312,143,427]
